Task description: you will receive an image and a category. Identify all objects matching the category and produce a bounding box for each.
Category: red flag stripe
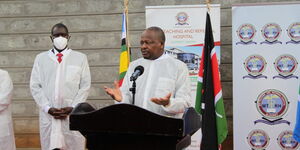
[188,41,221,47]
[211,48,222,97]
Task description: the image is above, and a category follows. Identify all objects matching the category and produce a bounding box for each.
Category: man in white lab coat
[30,23,91,150]
[105,26,191,117]
[0,69,16,150]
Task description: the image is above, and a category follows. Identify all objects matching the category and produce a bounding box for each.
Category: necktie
[56,53,63,63]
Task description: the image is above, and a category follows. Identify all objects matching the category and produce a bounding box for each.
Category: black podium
[70,103,201,150]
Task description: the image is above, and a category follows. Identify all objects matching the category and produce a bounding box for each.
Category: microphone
[130,66,144,81]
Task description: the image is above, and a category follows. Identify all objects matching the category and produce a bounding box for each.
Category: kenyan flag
[195,12,228,150]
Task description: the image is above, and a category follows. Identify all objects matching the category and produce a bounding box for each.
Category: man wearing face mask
[105,26,191,118]
[30,23,91,150]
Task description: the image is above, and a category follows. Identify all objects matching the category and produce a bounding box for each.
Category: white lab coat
[30,49,91,150]
[0,69,16,150]
[120,54,191,118]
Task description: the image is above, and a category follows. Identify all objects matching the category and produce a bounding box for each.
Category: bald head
[144,26,165,45]
[140,26,166,60]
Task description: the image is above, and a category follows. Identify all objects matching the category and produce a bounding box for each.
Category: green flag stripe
[195,82,203,114]
[121,44,127,53]
[216,97,228,144]
[119,71,127,80]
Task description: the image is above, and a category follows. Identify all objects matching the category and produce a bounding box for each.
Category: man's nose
[141,43,147,49]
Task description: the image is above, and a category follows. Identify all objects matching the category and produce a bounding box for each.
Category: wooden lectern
[70,103,201,150]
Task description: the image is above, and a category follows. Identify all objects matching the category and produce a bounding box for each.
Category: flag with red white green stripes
[119,12,131,86]
[195,12,228,150]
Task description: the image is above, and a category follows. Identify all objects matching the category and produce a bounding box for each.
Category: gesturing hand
[104,80,123,102]
[150,93,172,107]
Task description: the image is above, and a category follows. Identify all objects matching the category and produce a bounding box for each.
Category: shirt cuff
[43,105,51,113]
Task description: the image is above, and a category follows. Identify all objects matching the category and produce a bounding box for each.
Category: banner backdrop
[233,2,300,150]
[146,5,220,149]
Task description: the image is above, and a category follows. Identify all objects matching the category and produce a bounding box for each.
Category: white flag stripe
[216,111,223,118]
[210,47,216,58]
[198,76,203,82]
[215,90,223,105]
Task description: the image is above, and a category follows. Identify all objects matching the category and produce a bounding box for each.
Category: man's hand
[104,80,122,102]
[61,107,73,115]
[48,107,65,119]
[151,93,172,107]
[48,107,73,120]
[48,107,61,117]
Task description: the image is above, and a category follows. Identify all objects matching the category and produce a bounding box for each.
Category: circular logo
[277,130,300,150]
[287,22,300,42]
[244,55,267,76]
[247,129,270,149]
[256,89,289,119]
[176,12,189,25]
[274,54,298,76]
[237,24,256,43]
[261,23,282,42]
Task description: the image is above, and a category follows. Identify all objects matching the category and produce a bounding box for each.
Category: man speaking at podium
[105,26,191,118]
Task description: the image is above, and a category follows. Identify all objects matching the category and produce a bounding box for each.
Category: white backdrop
[233,2,300,150]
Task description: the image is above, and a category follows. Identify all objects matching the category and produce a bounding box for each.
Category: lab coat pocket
[155,78,175,98]
[66,66,81,84]
[0,122,10,137]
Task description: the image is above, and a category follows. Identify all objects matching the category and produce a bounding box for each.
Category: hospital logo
[261,23,282,44]
[247,129,270,150]
[254,89,290,125]
[175,12,189,26]
[273,54,298,79]
[236,24,257,45]
[286,22,300,44]
[243,55,267,79]
[277,130,300,150]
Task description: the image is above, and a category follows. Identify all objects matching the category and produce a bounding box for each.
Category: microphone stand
[129,80,136,105]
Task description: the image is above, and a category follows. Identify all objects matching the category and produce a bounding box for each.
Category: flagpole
[206,0,211,12]
[124,0,131,63]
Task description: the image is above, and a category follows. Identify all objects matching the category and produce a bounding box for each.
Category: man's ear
[160,43,164,49]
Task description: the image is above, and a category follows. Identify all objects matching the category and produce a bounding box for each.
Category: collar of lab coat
[48,48,72,64]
